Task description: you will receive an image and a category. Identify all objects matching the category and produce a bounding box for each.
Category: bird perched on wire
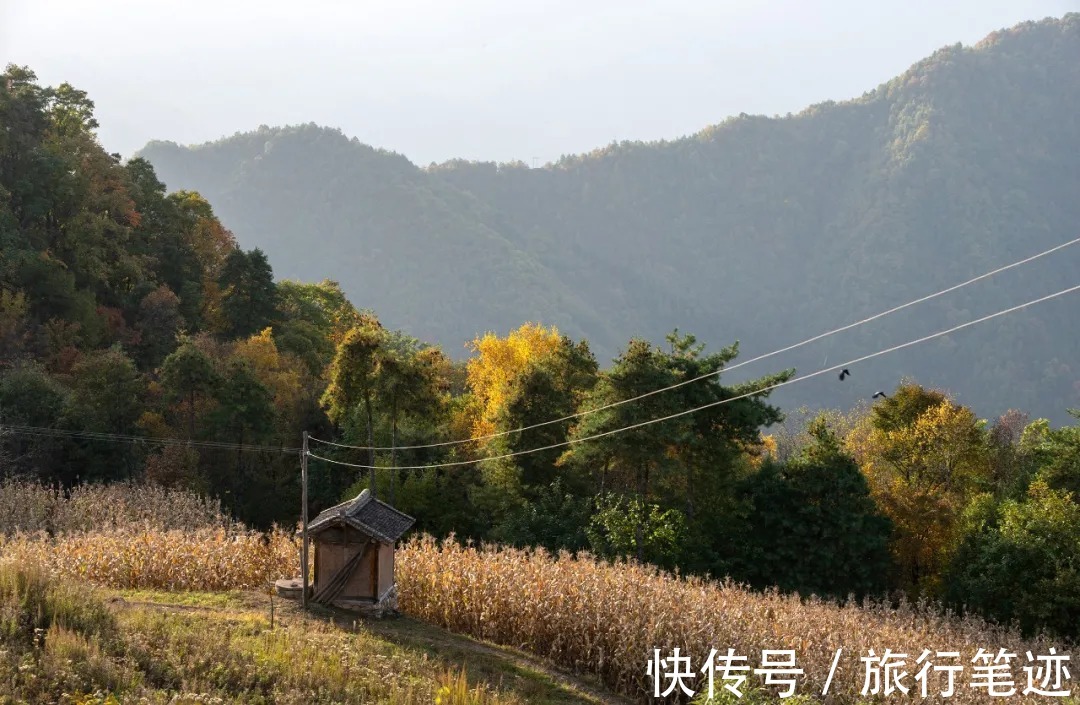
[872,391,887,399]
[838,368,851,381]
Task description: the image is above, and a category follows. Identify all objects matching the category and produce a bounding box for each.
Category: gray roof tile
[309,489,415,543]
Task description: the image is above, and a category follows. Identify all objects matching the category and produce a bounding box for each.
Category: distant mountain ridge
[138,14,1080,423]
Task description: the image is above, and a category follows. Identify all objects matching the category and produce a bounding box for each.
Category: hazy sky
[3,0,1076,165]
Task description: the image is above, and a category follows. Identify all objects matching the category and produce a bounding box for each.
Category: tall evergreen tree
[160,340,219,440]
[218,248,277,339]
[561,331,792,564]
[724,417,893,599]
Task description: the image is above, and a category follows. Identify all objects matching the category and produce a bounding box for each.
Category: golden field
[1,482,1075,703]
[4,530,1074,703]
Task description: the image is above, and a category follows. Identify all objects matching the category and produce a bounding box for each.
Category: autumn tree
[232,327,304,436]
[143,444,204,492]
[492,338,597,494]
[586,492,689,568]
[321,315,386,492]
[124,158,204,325]
[211,359,274,467]
[41,83,146,312]
[465,323,564,441]
[1,66,147,330]
[165,191,237,330]
[769,404,866,464]
[320,314,451,501]
[471,334,598,535]
[985,409,1039,499]
[845,382,991,596]
[0,364,67,479]
[377,345,449,502]
[1025,409,1080,499]
[45,82,98,137]
[492,477,592,552]
[65,346,143,422]
[560,338,676,562]
[276,280,365,344]
[458,325,594,524]
[0,67,53,227]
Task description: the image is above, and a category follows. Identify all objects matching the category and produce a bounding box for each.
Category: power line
[0,424,301,454]
[306,281,1080,471]
[308,234,1080,453]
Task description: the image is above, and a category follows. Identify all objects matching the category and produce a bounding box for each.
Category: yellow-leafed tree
[464,323,564,441]
[232,327,305,432]
[845,382,990,596]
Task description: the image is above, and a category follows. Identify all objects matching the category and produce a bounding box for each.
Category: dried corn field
[1,481,1074,703]
[0,481,294,591]
[4,530,1075,702]
[396,536,1074,704]
[0,479,241,535]
[5,530,1073,703]
[1,528,300,591]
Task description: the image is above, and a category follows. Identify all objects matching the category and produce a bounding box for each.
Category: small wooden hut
[307,489,415,610]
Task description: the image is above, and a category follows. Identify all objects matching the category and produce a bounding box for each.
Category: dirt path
[360,613,631,705]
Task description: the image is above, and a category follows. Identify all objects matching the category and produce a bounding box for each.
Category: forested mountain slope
[139,14,1080,422]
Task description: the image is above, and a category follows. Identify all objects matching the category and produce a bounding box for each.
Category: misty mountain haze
[5,0,1075,164]
[139,14,1080,424]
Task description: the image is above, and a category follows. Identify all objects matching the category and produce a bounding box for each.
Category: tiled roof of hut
[308,489,415,544]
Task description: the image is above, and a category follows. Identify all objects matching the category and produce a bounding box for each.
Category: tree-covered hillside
[6,50,1080,640]
[140,14,1080,423]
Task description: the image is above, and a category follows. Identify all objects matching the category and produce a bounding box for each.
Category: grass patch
[360,614,623,705]
[109,588,250,610]
[0,563,618,704]
[0,562,116,648]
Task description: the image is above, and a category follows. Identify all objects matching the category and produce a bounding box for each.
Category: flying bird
[872,391,887,399]
[838,368,850,381]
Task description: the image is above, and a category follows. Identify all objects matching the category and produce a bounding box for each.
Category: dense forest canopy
[139,14,1080,425]
[3,13,1080,641]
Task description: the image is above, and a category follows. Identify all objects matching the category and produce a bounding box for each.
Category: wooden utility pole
[301,431,309,609]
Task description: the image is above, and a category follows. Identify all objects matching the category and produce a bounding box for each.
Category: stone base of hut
[273,577,399,618]
[332,584,399,618]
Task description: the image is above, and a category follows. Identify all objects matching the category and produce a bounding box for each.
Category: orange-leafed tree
[169,191,237,331]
